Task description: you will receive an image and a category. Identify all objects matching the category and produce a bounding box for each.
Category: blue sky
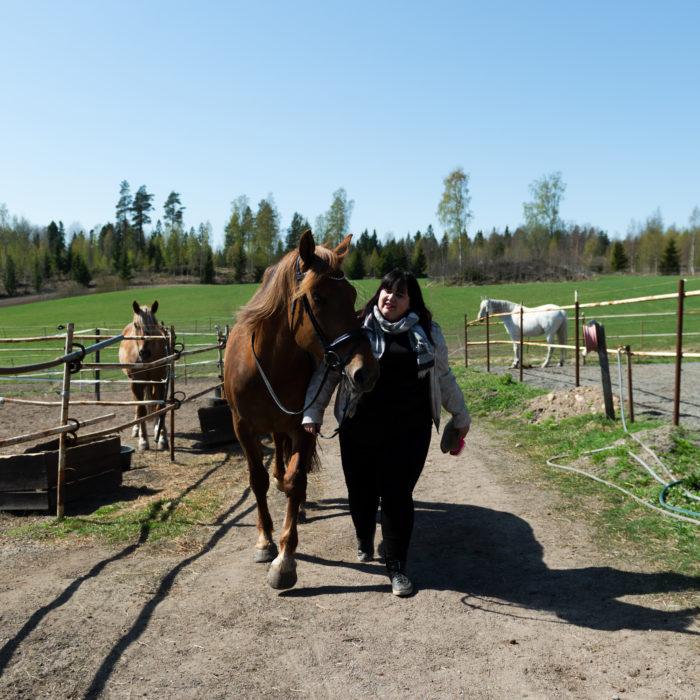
[1,1,698,247]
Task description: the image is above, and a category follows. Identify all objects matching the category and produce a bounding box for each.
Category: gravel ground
[486,361,700,431]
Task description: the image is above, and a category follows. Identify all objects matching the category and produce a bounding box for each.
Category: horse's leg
[511,341,519,369]
[154,377,169,449]
[236,417,276,563]
[271,433,286,492]
[267,431,314,590]
[130,375,139,437]
[557,321,567,366]
[542,334,554,368]
[273,432,307,524]
[133,382,149,450]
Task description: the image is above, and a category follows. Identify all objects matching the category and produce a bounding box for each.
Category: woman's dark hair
[360,269,433,341]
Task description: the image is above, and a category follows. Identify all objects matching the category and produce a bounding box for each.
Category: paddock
[0,323,230,516]
[464,282,700,427]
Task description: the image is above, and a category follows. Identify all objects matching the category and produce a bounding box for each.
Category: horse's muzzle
[347,363,378,394]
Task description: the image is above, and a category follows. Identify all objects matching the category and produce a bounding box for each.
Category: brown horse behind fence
[224,230,379,589]
[119,301,169,451]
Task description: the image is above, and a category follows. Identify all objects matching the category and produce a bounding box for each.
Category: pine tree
[200,245,215,283]
[163,192,185,229]
[346,249,365,280]
[33,256,43,293]
[131,185,154,251]
[411,240,427,277]
[285,212,310,251]
[610,241,629,272]
[3,256,17,296]
[659,239,680,274]
[72,253,92,287]
[115,180,133,223]
[231,242,247,283]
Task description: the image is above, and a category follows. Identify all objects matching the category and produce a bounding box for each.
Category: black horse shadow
[287,498,700,635]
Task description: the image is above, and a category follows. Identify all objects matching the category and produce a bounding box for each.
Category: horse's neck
[490,299,517,314]
[258,311,305,362]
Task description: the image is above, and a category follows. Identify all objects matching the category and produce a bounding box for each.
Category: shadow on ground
[288,498,700,636]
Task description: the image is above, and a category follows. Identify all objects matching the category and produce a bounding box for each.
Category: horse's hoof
[137,441,149,452]
[267,562,297,590]
[298,507,306,524]
[254,544,278,563]
[156,440,169,451]
[274,477,284,493]
[132,425,140,438]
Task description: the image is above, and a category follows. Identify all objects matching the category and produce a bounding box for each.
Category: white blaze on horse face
[378,287,410,321]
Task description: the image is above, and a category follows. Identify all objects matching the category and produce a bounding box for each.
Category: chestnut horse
[118,301,170,451]
[224,230,379,589]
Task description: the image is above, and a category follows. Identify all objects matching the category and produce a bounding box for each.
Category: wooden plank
[0,469,123,512]
[0,452,50,491]
[0,491,50,511]
[0,437,121,492]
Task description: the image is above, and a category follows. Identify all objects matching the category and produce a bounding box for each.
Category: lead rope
[251,332,335,416]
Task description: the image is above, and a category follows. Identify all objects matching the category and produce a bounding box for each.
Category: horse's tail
[557,312,568,345]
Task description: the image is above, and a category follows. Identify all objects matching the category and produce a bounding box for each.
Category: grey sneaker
[356,538,374,563]
[390,571,414,597]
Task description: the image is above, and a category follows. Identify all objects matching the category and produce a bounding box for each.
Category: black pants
[339,418,432,565]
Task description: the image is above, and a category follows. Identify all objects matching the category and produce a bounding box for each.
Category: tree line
[1,173,698,298]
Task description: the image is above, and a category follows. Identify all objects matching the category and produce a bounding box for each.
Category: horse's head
[477,298,491,321]
[292,230,379,394]
[131,300,164,362]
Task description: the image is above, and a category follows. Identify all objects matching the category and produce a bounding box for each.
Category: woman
[302,270,470,597]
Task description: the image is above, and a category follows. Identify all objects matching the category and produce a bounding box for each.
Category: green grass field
[1,275,699,374]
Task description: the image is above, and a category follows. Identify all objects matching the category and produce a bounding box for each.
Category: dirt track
[1,391,699,699]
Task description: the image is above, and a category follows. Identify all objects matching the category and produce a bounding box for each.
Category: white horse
[477,298,568,368]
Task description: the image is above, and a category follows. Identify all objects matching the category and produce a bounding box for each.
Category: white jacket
[302,321,470,432]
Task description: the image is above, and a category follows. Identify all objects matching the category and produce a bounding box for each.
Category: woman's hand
[303,423,319,435]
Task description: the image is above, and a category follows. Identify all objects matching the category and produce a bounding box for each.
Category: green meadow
[0,275,698,373]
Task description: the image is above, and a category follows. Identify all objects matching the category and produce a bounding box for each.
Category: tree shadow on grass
[285,499,700,635]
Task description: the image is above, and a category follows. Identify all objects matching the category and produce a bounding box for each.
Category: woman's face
[378,286,410,321]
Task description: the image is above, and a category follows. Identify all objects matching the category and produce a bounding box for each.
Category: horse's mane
[236,245,342,334]
[485,299,517,314]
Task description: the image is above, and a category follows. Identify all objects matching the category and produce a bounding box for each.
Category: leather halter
[291,257,363,370]
[250,255,364,416]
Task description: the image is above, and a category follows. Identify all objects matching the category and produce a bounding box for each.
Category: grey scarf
[363,306,435,377]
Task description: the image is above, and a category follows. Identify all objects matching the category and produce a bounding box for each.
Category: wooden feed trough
[197,397,237,445]
[0,436,123,511]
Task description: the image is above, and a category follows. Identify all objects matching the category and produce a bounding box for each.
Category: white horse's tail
[557,312,568,345]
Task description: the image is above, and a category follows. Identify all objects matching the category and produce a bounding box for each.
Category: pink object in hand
[450,437,465,456]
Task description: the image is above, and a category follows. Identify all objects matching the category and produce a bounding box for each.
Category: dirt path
[1,419,699,698]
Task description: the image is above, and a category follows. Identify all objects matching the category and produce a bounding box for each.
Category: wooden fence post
[575,292,580,387]
[519,302,524,383]
[169,325,176,462]
[94,327,101,402]
[673,279,685,426]
[57,323,74,520]
[215,326,224,399]
[626,345,635,423]
[485,312,490,373]
[464,314,468,368]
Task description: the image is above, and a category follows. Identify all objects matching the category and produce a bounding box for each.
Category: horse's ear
[299,229,315,267]
[334,234,352,261]
[151,300,159,314]
[132,301,140,314]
